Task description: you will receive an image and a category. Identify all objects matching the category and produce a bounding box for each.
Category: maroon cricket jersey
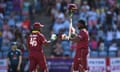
[76,29,88,49]
[27,31,47,53]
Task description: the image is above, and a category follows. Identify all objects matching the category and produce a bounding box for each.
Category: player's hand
[71,33,77,38]
[17,65,21,71]
[71,26,76,34]
[50,34,57,41]
[61,34,69,40]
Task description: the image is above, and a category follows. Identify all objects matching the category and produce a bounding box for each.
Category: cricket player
[7,42,22,72]
[27,22,50,72]
[70,20,89,72]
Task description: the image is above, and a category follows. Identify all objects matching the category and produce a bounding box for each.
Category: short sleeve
[17,49,22,56]
[39,34,47,44]
[78,31,85,40]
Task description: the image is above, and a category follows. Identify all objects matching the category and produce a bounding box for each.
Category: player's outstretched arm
[43,40,51,46]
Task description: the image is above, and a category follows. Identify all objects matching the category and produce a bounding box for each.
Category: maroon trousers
[72,48,88,72]
[29,52,48,72]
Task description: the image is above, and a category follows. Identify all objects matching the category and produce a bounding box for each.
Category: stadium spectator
[60,0,68,13]
[21,17,30,30]
[0,0,6,13]
[0,12,4,28]
[2,23,14,45]
[98,41,106,51]
[105,7,116,29]
[0,29,2,50]
[14,27,22,42]
[56,0,62,11]
[115,25,120,47]
[109,40,118,52]
[89,36,98,51]
[81,1,90,11]
[52,12,69,34]
[107,0,116,7]
[61,40,71,56]
[12,0,22,13]
[51,41,63,57]
[79,4,89,23]
[117,50,120,57]
[7,12,16,27]
[97,26,105,40]
[34,0,42,14]
[28,4,35,25]
[117,11,120,25]
[87,7,98,27]
[98,8,106,25]
[105,27,115,48]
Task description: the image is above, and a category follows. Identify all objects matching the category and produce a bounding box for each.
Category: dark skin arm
[43,40,51,46]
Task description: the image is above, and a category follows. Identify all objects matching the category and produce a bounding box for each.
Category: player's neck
[12,49,16,51]
[32,31,40,33]
[80,28,86,31]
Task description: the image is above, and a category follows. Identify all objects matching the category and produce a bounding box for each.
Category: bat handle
[68,16,72,39]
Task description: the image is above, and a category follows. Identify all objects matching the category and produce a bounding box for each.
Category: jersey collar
[32,31,40,33]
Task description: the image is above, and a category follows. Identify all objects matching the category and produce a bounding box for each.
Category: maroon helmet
[68,3,78,11]
[33,22,44,29]
[67,3,78,16]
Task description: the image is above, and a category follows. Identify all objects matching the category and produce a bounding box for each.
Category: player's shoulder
[29,32,39,37]
[80,29,88,35]
[16,49,22,53]
[8,50,12,54]
[39,33,44,36]
[81,29,88,33]
[29,31,45,38]
[38,32,45,37]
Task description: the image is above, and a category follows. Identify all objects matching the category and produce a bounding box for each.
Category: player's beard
[78,25,87,30]
[78,26,84,30]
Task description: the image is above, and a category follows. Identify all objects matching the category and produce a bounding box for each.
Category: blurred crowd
[0,0,34,59]
[0,0,120,61]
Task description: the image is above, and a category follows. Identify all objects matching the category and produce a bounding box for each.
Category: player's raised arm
[39,33,51,46]
[70,20,88,42]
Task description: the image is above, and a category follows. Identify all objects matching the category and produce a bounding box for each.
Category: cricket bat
[68,16,73,39]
